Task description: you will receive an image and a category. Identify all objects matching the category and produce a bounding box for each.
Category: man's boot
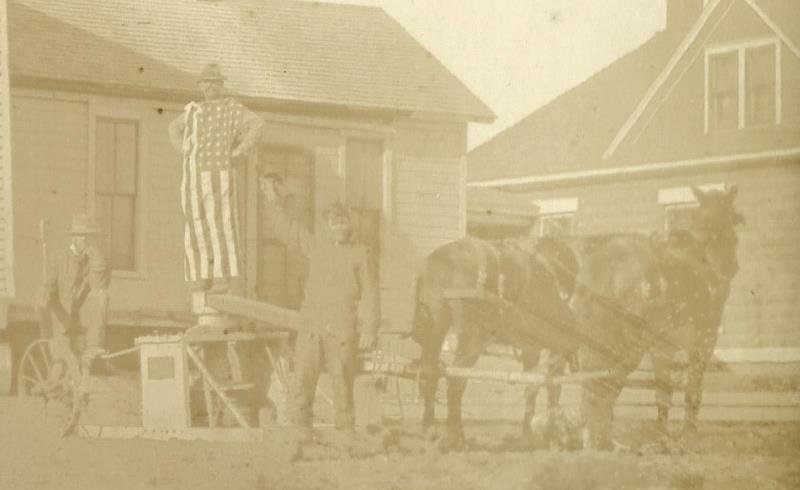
[287,425,313,462]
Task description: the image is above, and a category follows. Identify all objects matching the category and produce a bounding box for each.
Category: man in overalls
[261,174,380,459]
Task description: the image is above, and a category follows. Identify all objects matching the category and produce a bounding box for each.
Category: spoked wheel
[17,339,84,437]
[17,339,56,398]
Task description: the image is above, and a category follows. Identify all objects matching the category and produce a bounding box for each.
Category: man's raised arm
[260,174,313,256]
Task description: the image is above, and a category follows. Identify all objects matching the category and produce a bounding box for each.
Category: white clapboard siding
[0,0,15,298]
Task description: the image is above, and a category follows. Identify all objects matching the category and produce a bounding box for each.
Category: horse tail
[410,272,433,345]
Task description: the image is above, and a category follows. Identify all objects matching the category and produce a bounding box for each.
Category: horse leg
[520,347,542,439]
[578,331,632,451]
[443,313,487,451]
[419,343,443,436]
[546,352,567,413]
[650,348,675,437]
[684,325,716,436]
[416,301,448,436]
[581,374,625,451]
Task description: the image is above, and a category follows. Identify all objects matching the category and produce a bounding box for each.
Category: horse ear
[690,185,707,203]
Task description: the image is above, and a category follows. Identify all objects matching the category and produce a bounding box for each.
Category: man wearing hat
[168,63,264,293]
[260,174,380,458]
[37,212,110,376]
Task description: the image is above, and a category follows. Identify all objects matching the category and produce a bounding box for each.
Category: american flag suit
[178,97,262,282]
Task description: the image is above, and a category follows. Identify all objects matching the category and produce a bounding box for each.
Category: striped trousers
[180,162,242,283]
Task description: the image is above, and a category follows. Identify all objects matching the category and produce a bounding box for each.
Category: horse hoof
[421,424,437,441]
[438,431,466,453]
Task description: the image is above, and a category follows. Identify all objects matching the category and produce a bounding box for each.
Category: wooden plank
[7,304,192,329]
[361,357,611,386]
[379,387,800,423]
[378,402,800,423]
[79,425,264,443]
[206,294,300,331]
[185,346,251,429]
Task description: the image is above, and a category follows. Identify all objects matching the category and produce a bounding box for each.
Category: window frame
[340,130,393,290]
[89,98,148,279]
[704,38,781,133]
[532,197,578,238]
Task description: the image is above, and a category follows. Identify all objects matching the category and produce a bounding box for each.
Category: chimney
[665,0,706,33]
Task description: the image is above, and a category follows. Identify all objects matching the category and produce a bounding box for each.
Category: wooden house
[468,0,800,363]
[0,0,494,392]
[466,187,537,239]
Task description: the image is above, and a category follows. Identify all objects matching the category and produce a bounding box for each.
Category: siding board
[0,0,14,298]
[516,161,800,349]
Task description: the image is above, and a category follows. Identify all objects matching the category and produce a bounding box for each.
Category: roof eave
[13,75,491,122]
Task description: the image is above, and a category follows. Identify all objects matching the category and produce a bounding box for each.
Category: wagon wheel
[17,339,85,436]
[17,339,58,398]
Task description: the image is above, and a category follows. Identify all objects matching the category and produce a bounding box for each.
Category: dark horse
[571,186,742,448]
[410,236,582,448]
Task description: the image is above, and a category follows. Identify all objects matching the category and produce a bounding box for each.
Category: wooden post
[199,347,216,428]
[186,346,251,429]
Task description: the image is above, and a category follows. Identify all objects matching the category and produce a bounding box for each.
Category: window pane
[95,194,114,261]
[111,195,136,271]
[709,51,739,131]
[95,120,116,194]
[746,45,776,126]
[114,121,138,194]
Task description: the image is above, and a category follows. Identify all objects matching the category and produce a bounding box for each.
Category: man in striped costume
[169,63,263,292]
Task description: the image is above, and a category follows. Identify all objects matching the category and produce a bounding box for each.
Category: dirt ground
[1,393,798,490]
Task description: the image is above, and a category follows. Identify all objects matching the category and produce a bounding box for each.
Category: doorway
[255,145,314,309]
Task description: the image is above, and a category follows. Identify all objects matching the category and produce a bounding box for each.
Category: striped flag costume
[178,97,261,283]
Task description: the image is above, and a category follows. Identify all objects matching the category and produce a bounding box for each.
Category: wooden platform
[205,294,301,331]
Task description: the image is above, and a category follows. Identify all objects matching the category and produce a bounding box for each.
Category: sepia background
[0,0,798,489]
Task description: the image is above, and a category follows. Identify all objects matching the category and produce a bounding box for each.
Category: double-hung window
[95,118,140,272]
[706,39,780,132]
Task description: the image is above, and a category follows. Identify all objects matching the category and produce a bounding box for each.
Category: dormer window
[705,39,780,132]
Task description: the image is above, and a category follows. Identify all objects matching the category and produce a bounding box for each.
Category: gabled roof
[604,0,800,159]
[468,0,799,183]
[468,30,682,182]
[8,0,494,121]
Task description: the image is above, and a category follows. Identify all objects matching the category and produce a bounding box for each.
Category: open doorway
[255,145,314,309]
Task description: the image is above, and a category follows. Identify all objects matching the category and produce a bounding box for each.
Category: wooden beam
[205,294,300,331]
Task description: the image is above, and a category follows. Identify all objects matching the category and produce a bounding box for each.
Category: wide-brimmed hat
[197,63,226,83]
[68,212,99,236]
